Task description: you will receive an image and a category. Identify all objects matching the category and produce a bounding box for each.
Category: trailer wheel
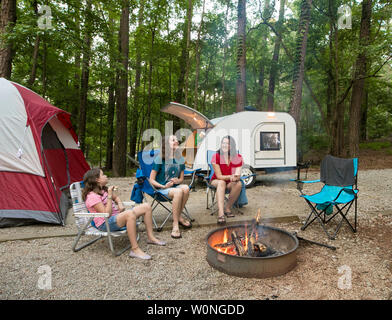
[241,165,256,188]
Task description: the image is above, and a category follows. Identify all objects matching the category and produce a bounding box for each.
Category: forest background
[0,0,391,176]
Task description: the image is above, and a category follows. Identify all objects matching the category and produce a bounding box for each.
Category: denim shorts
[158,185,180,198]
[97,215,126,232]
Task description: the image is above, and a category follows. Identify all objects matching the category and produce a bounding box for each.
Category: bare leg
[168,188,183,237]
[116,208,147,256]
[225,181,242,214]
[131,203,162,244]
[211,179,227,218]
[177,184,190,226]
[116,203,164,257]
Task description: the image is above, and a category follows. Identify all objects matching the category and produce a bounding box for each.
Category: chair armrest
[73,212,110,218]
[332,187,359,202]
[185,168,202,189]
[184,168,201,175]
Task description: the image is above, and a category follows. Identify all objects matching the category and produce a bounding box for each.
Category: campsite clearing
[1,166,391,300]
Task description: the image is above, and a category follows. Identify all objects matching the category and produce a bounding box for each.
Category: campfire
[206,209,299,278]
[211,209,282,258]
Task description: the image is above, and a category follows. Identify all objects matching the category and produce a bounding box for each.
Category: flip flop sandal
[171,230,182,239]
[129,251,152,260]
[179,220,192,229]
[147,240,167,246]
[217,215,226,225]
[224,212,235,218]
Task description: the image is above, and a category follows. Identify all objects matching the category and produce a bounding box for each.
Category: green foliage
[359,141,391,151]
[3,0,391,169]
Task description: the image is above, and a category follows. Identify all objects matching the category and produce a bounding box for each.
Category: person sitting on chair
[83,168,165,260]
[211,136,243,225]
[149,135,192,239]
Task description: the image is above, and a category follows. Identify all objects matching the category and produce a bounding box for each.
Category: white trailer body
[161,103,297,186]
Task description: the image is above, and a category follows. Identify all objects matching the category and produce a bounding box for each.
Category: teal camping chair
[294,155,359,240]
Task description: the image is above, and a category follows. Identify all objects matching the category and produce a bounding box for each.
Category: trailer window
[260,132,281,151]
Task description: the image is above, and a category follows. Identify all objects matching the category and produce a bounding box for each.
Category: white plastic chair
[70,181,139,256]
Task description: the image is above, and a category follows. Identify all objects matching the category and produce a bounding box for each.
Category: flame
[256,208,261,224]
[212,224,261,256]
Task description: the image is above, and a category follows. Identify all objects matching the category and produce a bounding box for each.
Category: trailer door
[254,123,286,167]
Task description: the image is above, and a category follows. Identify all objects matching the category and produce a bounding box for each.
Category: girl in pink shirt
[83,168,165,260]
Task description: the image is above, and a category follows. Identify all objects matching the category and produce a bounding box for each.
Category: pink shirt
[85,191,120,228]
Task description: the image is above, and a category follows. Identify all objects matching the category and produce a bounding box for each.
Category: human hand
[118,202,125,212]
[170,177,180,185]
[165,181,174,188]
[108,186,114,198]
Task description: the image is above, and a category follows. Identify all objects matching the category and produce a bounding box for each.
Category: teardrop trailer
[161,102,306,187]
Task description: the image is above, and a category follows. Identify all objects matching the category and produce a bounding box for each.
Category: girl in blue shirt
[149,135,192,239]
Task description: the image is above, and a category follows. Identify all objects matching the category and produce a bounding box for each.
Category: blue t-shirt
[152,156,185,186]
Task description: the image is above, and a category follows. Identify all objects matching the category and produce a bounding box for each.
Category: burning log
[231,231,246,256]
[254,241,276,257]
[247,234,256,256]
[213,209,277,257]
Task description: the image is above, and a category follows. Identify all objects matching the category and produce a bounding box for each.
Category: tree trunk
[236,0,247,112]
[78,0,93,154]
[266,0,285,111]
[42,36,47,98]
[193,0,205,111]
[348,0,372,157]
[184,0,193,106]
[360,86,368,142]
[174,3,192,131]
[106,80,115,170]
[147,20,157,130]
[220,0,230,116]
[288,0,312,125]
[113,0,129,176]
[71,3,81,130]
[256,0,270,110]
[27,1,40,87]
[130,0,145,160]
[0,0,16,79]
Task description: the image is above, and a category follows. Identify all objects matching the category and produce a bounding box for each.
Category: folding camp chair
[294,155,359,240]
[70,181,139,256]
[204,150,255,215]
[136,150,199,232]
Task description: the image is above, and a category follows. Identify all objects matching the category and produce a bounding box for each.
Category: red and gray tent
[0,78,90,227]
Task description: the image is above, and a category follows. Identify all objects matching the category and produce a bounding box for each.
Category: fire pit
[206,212,298,278]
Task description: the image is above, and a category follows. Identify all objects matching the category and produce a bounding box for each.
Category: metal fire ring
[206,224,299,279]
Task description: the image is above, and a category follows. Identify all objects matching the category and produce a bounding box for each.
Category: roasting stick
[293,232,336,250]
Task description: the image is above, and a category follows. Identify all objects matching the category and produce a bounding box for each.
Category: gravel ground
[0,169,391,300]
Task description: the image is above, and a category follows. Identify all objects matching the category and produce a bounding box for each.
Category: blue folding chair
[204,150,255,215]
[134,150,198,232]
[294,155,359,240]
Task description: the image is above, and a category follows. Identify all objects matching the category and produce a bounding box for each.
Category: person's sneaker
[129,250,151,260]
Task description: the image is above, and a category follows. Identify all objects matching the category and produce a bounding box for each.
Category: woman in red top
[211,136,243,224]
